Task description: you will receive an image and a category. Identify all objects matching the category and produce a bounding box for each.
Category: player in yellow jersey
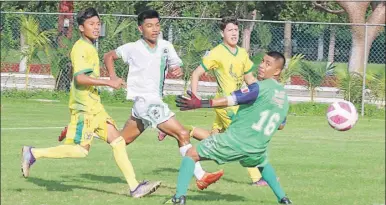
[21,8,161,198]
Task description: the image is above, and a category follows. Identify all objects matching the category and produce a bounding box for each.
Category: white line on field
[1,127,63,130]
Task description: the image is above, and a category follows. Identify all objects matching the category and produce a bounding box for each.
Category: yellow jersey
[69,38,103,114]
[200,43,257,98]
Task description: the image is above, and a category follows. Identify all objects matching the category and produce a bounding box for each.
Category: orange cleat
[58,126,68,142]
[196,169,224,190]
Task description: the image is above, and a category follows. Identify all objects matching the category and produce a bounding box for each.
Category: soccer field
[1,99,385,205]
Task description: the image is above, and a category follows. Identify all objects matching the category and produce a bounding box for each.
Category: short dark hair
[220,16,239,31]
[76,7,99,26]
[267,51,286,69]
[138,10,160,26]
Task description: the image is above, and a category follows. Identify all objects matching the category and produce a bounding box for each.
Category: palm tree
[297,61,335,102]
[366,71,385,105]
[19,15,56,89]
[335,68,363,104]
[279,54,304,85]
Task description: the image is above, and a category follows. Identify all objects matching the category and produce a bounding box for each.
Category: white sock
[194,162,205,180]
[179,144,206,180]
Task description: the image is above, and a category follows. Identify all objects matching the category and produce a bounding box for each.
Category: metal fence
[1,12,385,115]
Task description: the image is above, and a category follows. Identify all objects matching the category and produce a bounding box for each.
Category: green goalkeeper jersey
[225,78,289,155]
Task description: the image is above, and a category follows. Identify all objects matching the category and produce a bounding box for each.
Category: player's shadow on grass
[149,167,246,184]
[26,177,123,196]
[160,184,248,202]
[148,167,179,175]
[77,173,126,184]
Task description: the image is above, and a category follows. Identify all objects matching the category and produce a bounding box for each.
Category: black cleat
[279,197,292,204]
[165,195,186,204]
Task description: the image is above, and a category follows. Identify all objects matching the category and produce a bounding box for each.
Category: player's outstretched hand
[169,66,183,78]
[108,77,125,89]
[176,90,202,111]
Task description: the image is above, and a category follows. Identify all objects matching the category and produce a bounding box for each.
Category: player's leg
[157,117,223,187]
[21,113,92,178]
[166,133,242,204]
[257,163,291,204]
[120,115,146,144]
[101,116,160,198]
[240,155,291,204]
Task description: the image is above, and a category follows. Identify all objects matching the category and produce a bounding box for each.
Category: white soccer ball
[326,100,358,131]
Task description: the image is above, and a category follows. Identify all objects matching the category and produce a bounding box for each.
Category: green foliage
[297,61,336,102]
[366,70,386,103]
[255,24,272,51]
[288,102,384,118]
[280,53,305,84]
[336,69,363,104]
[19,15,57,88]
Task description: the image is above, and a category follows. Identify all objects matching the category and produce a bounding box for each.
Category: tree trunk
[310,87,315,102]
[317,34,324,61]
[242,9,257,53]
[336,1,385,74]
[327,26,336,64]
[168,25,173,43]
[284,22,292,59]
[19,33,27,73]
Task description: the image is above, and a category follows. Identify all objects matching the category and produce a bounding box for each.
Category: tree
[279,2,346,62]
[313,1,386,74]
[19,15,56,88]
[297,61,335,102]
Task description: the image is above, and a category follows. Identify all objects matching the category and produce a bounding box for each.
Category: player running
[103,9,223,190]
[166,51,292,204]
[21,8,161,198]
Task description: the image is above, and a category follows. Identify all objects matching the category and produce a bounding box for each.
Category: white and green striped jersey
[115,39,182,100]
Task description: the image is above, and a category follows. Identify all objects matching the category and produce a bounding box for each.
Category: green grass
[1,99,385,205]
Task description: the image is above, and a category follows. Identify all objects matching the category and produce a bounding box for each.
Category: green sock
[175,157,195,198]
[258,163,286,201]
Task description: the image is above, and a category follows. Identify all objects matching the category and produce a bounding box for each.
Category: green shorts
[196,132,268,167]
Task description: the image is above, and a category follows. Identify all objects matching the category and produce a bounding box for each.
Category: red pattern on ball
[338,102,351,113]
[329,115,348,124]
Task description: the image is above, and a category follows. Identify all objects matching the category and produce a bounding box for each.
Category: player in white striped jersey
[103,10,224,190]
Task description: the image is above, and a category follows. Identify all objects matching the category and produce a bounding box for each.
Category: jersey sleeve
[71,48,94,77]
[243,52,257,74]
[200,50,219,72]
[115,43,133,64]
[167,43,183,68]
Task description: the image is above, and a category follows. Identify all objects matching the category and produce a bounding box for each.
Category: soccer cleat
[251,177,279,187]
[21,146,36,178]
[279,197,292,204]
[58,126,68,142]
[130,180,161,198]
[158,131,167,141]
[164,195,186,204]
[196,169,224,190]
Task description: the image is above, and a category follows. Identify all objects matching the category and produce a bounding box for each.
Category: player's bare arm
[244,72,258,85]
[103,50,120,80]
[75,73,123,89]
[190,65,206,98]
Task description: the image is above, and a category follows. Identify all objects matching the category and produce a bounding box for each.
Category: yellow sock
[31,145,88,159]
[110,136,139,191]
[183,125,195,137]
[247,167,262,182]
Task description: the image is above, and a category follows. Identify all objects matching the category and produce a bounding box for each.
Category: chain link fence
[1,12,385,114]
